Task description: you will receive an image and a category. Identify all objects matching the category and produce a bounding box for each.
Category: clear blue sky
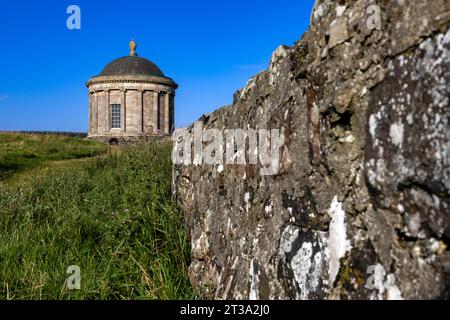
[0,0,315,132]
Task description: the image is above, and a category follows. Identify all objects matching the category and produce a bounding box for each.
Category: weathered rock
[173,0,450,300]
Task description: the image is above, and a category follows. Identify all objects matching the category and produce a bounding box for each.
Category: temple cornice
[86,75,178,89]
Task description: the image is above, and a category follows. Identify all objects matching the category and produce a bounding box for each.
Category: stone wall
[173,0,450,299]
[0,131,87,138]
[88,133,171,145]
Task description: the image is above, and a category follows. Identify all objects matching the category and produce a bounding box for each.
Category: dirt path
[3,146,121,190]
[3,157,91,190]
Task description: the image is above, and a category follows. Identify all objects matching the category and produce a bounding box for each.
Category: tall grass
[0,142,194,300]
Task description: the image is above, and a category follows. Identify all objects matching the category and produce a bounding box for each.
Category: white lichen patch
[389,122,404,147]
[291,242,314,300]
[369,114,378,140]
[249,259,260,300]
[406,113,414,125]
[279,226,299,254]
[339,133,355,143]
[264,201,273,215]
[369,104,387,149]
[367,263,403,300]
[336,5,346,17]
[386,282,403,300]
[429,238,447,255]
[244,192,251,213]
[366,158,377,186]
[327,196,352,285]
[279,226,329,300]
[309,252,323,291]
[406,212,421,237]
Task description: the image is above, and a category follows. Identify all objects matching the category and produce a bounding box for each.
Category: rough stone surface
[88,133,171,145]
[174,0,450,300]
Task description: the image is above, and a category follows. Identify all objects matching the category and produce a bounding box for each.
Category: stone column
[143,92,152,133]
[93,92,99,134]
[165,92,170,134]
[88,92,93,134]
[99,91,105,133]
[138,89,144,133]
[170,93,175,134]
[106,90,111,132]
[121,89,127,132]
[153,91,159,132]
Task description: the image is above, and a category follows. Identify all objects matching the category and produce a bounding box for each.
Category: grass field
[0,133,108,181]
[0,133,194,299]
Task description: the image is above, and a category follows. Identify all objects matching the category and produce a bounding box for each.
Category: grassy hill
[0,133,193,299]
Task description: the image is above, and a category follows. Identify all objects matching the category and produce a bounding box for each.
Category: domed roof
[99,55,165,77]
[98,39,165,78]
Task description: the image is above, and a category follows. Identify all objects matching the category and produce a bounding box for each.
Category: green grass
[0,135,194,300]
[0,133,108,181]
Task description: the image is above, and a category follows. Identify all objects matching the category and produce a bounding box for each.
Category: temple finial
[129,38,137,56]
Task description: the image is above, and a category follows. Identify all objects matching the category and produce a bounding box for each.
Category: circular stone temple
[86,39,178,144]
